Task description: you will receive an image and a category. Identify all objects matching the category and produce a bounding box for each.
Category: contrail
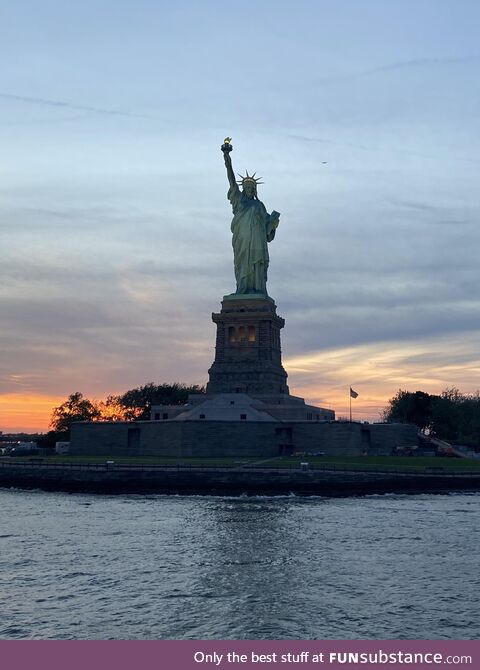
[316,54,478,84]
[355,55,477,77]
[0,92,148,118]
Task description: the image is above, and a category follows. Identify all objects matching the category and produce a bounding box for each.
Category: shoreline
[1,461,479,496]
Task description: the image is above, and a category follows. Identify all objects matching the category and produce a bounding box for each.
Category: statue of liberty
[221,139,280,295]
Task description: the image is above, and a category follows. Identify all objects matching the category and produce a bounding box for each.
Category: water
[0,489,479,640]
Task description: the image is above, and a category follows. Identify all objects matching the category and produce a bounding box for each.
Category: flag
[350,387,359,399]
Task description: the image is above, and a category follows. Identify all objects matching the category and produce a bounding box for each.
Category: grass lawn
[1,455,254,467]
[2,454,479,471]
[267,455,480,470]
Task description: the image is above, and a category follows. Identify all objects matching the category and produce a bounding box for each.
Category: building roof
[171,393,277,422]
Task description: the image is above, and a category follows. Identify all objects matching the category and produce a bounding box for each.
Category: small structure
[55,441,70,455]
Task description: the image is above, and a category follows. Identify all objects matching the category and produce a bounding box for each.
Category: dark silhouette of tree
[430,388,463,441]
[384,387,480,448]
[112,382,205,421]
[50,392,100,435]
[383,389,433,431]
[48,384,206,433]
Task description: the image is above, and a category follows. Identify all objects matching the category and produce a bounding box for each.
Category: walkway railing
[0,459,479,477]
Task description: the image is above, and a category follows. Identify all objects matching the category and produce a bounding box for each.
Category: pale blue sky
[1,1,480,428]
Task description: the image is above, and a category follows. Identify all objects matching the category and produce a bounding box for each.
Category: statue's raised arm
[221,137,237,191]
[220,138,280,297]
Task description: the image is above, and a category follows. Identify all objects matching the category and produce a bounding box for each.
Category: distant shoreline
[1,461,479,496]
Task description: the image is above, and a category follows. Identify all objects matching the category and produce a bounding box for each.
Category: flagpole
[349,387,352,422]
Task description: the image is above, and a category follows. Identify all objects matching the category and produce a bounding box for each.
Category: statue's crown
[236,170,263,186]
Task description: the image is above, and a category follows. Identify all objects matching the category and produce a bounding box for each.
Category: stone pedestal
[207,294,290,395]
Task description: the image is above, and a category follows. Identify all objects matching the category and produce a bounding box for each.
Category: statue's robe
[228,184,278,294]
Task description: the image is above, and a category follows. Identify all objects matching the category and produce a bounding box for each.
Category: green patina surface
[222,142,280,295]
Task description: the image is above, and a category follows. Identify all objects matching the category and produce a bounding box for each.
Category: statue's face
[243,181,256,199]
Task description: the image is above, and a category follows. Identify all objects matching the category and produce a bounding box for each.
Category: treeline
[383,387,480,448]
[40,382,205,447]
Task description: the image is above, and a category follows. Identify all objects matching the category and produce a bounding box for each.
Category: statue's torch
[221,137,233,153]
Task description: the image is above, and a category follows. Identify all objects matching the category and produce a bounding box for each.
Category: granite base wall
[70,421,418,458]
[368,423,419,455]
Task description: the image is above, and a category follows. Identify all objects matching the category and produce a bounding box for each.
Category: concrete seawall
[1,462,479,496]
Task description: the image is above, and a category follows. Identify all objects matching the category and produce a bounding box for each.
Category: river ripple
[0,489,479,639]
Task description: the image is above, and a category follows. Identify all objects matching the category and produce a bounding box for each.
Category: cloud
[5,328,478,432]
[0,274,215,401]
[285,331,480,421]
[285,132,480,166]
[4,170,479,415]
[388,198,478,224]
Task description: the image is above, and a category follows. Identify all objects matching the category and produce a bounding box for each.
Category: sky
[1,0,480,432]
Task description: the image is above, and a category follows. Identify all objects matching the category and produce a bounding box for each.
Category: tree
[460,391,480,447]
[112,382,205,421]
[429,388,462,441]
[96,394,130,422]
[47,383,206,432]
[383,387,480,448]
[430,388,480,446]
[50,392,100,435]
[383,389,433,431]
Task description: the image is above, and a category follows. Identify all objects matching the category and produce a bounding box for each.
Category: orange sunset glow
[0,394,64,433]
[3,331,479,433]
[286,332,480,423]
